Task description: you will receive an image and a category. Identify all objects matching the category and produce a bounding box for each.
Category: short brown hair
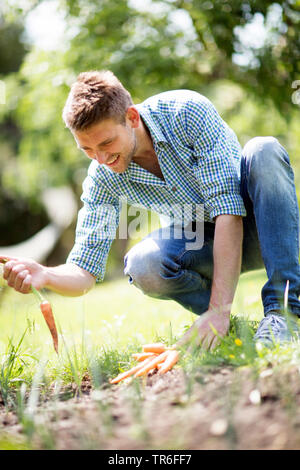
[62,70,133,131]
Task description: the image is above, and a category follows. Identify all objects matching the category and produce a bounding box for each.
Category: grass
[0,268,268,393]
[1,268,300,449]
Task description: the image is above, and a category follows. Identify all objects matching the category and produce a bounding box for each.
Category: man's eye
[82,149,94,158]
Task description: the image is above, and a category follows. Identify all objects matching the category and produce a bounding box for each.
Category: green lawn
[0,268,267,356]
[0,268,269,402]
[2,269,300,450]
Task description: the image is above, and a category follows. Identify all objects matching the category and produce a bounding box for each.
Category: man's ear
[126,106,140,129]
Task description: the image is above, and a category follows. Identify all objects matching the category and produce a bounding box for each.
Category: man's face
[74,116,137,173]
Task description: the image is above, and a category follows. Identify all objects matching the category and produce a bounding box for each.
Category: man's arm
[1,256,96,296]
[209,214,243,315]
[176,214,243,350]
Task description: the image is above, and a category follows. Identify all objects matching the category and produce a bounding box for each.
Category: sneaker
[254,311,300,346]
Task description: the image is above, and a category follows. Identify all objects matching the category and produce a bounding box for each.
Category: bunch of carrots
[109,343,180,384]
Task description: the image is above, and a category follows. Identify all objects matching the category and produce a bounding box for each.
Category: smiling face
[74,110,138,173]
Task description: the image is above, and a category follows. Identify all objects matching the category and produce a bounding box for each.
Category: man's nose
[94,150,109,164]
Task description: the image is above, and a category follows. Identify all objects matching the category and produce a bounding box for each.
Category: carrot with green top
[0,259,59,354]
[40,300,58,354]
[31,286,59,354]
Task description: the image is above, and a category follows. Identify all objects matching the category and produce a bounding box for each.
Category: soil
[2,365,300,450]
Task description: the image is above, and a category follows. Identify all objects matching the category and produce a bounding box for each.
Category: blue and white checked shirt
[67,90,246,281]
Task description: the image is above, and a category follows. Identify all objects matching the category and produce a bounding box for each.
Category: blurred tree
[0,11,43,245]
[5,0,205,200]
[4,0,300,201]
[0,21,28,74]
[175,0,300,114]
[0,0,299,267]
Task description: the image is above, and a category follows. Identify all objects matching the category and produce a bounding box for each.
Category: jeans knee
[243,136,290,182]
[124,240,172,297]
[243,136,280,161]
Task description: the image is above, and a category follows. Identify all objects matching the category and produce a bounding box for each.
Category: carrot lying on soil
[132,352,158,361]
[109,345,180,384]
[158,350,179,375]
[134,351,170,377]
[109,357,154,384]
[142,343,166,354]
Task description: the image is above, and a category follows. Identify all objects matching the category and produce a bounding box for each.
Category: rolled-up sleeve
[187,98,246,220]
[66,164,120,282]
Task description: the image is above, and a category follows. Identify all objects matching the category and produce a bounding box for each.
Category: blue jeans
[124,137,300,317]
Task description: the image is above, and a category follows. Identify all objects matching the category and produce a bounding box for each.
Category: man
[2,70,300,348]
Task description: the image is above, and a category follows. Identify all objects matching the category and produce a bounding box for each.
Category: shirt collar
[135,103,168,145]
[126,161,166,186]
[121,103,167,186]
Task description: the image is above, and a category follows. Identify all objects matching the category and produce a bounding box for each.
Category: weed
[0,328,36,409]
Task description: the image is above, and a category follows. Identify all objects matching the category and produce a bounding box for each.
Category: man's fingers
[15,269,30,292]
[3,262,33,293]
[2,260,20,278]
[201,333,214,351]
[210,336,220,351]
[186,336,202,354]
[178,323,217,350]
[20,273,32,294]
[5,263,26,284]
[176,324,197,348]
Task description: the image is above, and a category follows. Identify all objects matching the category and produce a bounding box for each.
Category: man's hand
[0,255,95,297]
[0,256,47,293]
[175,215,242,352]
[175,307,231,351]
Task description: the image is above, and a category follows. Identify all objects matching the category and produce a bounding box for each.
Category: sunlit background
[0,0,299,273]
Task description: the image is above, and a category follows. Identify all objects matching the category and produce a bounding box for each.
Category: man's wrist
[208,302,231,316]
[42,265,53,290]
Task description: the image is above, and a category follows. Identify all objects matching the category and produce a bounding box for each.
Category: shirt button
[171,186,177,192]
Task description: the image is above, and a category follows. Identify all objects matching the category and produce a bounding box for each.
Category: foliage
[0,21,28,75]
[0,0,299,255]
[175,0,300,114]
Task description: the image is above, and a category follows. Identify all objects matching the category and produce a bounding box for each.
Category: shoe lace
[257,314,288,337]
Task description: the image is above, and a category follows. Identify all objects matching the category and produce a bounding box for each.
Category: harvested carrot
[142,343,166,354]
[109,357,154,384]
[0,260,59,354]
[158,350,179,375]
[30,286,59,355]
[132,352,158,362]
[109,344,180,384]
[134,351,170,377]
[40,300,59,354]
